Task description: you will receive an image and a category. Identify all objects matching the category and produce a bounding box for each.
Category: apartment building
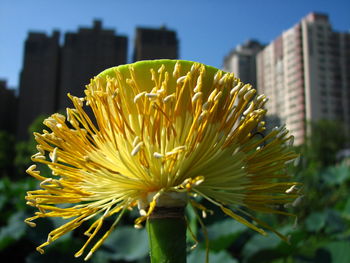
[257,13,350,145]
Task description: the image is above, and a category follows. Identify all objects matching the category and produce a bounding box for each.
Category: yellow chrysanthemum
[25,60,299,260]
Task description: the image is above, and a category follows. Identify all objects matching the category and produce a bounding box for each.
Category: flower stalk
[147,206,187,263]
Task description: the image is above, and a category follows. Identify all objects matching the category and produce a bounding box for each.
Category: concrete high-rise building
[17,31,60,140]
[257,13,350,145]
[0,80,17,134]
[59,20,127,109]
[133,26,179,61]
[17,21,128,140]
[223,40,265,88]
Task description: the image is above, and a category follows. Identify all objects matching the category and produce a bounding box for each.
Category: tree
[304,119,348,167]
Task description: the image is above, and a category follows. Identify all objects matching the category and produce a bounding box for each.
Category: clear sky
[1,0,349,89]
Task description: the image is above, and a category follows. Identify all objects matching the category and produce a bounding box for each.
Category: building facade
[59,20,127,110]
[133,26,179,61]
[0,80,17,134]
[223,40,265,88]
[17,31,60,140]
[17,21,128,140]
[257,13,350,145]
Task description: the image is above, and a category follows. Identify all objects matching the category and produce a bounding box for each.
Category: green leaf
[324,209,346,234]
[188,248,238,263]
[321,165,350,186]
[90,251,110,263]
[207,218,246,251]
[342,198,350,218]
[99,226,149,261]
[305,211,327,232]
[0,211,27,250]
[323,241,350,263]
[0,195,6,211]
[242,233,281,259]
[241,225,297,263]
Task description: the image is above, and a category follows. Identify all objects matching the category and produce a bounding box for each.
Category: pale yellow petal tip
[26,221,36,228]
[26,164,37,173]
[285,185,298,194]
[84,251,94,261]
[36,247,45,254]
[134,216,147,227]
[74,251,83,258]
[134,223,143,229]
[190,243,198,250]
[24,219,36,227]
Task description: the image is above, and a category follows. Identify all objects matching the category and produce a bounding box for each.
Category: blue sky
[1,0,349,88]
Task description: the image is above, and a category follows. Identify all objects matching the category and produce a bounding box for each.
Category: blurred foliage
[297,120,349,168]
[14,115,47,176]
[0,131,15,177]
[1,117,350,262]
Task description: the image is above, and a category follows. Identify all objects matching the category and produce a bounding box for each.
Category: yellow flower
[25,60,299,260]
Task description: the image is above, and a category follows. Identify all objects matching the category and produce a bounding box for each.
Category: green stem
[146,207,187,263]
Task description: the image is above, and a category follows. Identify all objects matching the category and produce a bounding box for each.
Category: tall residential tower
[223,40,265,88]
[257,13,350,145]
